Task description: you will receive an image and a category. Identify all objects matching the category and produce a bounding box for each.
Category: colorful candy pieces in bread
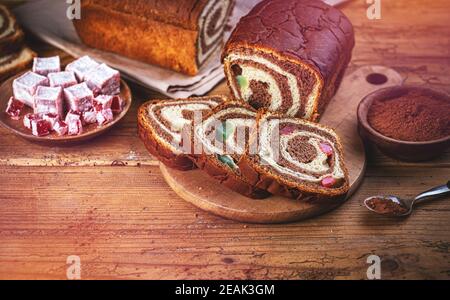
[192,100,270,199]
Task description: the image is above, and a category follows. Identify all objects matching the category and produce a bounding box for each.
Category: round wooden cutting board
[161,66,404,223]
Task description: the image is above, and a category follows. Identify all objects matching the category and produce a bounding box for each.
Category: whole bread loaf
[74,0,234,75]
[222,0,354,121]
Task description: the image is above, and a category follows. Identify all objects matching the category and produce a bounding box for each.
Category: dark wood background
[0,0,449,279]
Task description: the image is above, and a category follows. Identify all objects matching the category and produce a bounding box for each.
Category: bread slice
[0,5,24,55]
[238,110,350,201]
[0,47,36,82]
[192,100,270,199]
[138,96,225,171]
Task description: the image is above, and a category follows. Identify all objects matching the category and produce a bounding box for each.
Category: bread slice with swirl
[138,96,225,170]
[192,100,270,199]
[0,47,36,82]
[238,111,350,201]
[0,5,24,55]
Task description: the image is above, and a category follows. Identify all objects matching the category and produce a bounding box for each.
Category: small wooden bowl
[0,72,132,145]
[357,85,450,162]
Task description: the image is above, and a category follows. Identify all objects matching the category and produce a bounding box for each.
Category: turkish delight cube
[32,56,60,76]
[48,71,78,89]
[93,95,113,111]
[85,64,120,96]
[96,108,114,126]
[82,109,97,125]
[23,113,40,129]
[65,110,83,135]
[64,82,94,113]
[5,97,24,120]
[24,113,51,137]
[65,55,99,81]
[34,86,64,117]
[53,120,68,136]
[13,71,49,107]
[43,113,59,130]
[111,95,124,114]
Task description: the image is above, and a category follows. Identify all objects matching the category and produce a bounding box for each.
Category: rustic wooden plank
[0,0,449,280]
[0,166,448,279]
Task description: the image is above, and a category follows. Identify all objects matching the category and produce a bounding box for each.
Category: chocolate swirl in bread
[138,96,225,170]
[222,0,354,121]
[239,111,350,200]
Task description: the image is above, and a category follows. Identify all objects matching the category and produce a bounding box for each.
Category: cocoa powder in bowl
[367,90,450,142]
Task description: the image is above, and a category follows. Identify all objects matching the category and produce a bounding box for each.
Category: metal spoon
[364,181,450,217]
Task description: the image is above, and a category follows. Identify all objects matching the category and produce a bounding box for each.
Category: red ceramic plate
[0,71,132,145]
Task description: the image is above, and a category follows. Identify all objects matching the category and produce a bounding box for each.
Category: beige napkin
[14,0,348,98]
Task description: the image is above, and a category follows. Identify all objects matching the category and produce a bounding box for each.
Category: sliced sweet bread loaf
[238,111,350,200]
[192,101,270,199]
[0,5,24,55]
[0,47,36,82]
[138,96,225,170]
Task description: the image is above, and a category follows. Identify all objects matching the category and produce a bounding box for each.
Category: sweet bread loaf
[0,47,35,82]
[239,111,350,200]
[0,5,24,55]
[222,0,354,121]
[138,96,225,171]
[0,5,34,81]
[74,0,235,75]
[192,101,270,199]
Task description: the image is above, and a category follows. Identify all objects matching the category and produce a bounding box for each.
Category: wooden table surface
[0,0,449,280]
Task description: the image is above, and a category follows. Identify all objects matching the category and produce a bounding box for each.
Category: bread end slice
[0,4,25,55]
[138,96,226,171]
[0,47,36,82]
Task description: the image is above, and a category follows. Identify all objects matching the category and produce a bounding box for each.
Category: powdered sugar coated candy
[64,82,94,113]
[82,109,97,125]
[43,113,59,130]
[23,113,51,136]
[5,97,24,120]
[321,176,337,188]
[65,110,83,135]
[53,120,68,136]
[32,56,60,76]
[93,95,113,111]
[23,113,41,129]
[12,71,49,107]
[96,108,113,126]
[32,119,51,137]
[33,86,64,117]
[85,63,120,96]
[48,71,78,88]
[111,96,124,114]
[65,55,99,81]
